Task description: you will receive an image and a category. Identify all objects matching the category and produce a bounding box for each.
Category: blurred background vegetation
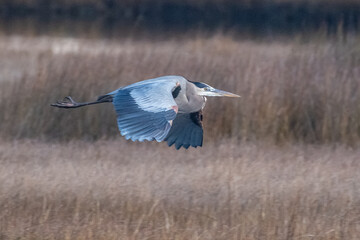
[0,0,359,145]
[0,0,358,39]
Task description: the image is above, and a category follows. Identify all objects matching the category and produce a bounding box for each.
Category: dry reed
[0,35,359,145]
[0,34,359,240]
[0,140,359,239]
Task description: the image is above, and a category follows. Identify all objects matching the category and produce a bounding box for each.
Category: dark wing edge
[164,110,203,150]
[172,85,181,98]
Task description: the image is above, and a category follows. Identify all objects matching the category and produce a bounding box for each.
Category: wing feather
[113,79,179,142]
[164,111,203,150]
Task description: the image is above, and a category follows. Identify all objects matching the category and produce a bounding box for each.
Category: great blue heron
[51,75,239,149]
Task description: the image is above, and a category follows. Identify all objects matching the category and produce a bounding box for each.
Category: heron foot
[51,96,80,108]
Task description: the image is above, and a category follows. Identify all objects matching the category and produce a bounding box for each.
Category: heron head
[192,82,240,98]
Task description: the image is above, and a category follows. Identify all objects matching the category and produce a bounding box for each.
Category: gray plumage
[51,75,239,149]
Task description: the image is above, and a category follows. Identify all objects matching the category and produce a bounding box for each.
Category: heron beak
[202,88,240,97]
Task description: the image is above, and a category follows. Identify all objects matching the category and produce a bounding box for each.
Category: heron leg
[51,96,111,109]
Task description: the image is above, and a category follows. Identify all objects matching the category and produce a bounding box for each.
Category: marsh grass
[0,34,360,240]
[0,140,359,239]
[0,36,359,144]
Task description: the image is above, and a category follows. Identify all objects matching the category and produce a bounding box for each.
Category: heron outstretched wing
[113,80,179,142]
[164,111,203,149]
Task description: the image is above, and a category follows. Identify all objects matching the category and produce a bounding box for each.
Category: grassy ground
[0,140,359,239]
[0,33,359,239]
[0,35,359,144]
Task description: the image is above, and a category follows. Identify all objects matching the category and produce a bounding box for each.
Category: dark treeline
[0,1,359,35]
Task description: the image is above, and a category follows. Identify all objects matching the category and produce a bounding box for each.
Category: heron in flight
[51,75,239,149]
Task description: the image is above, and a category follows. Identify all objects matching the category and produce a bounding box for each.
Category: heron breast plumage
[174,80,206,114]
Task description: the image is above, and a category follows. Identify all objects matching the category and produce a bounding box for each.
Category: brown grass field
[0,34,360,239]
[0,35,359,144]
[0,140,359,239]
